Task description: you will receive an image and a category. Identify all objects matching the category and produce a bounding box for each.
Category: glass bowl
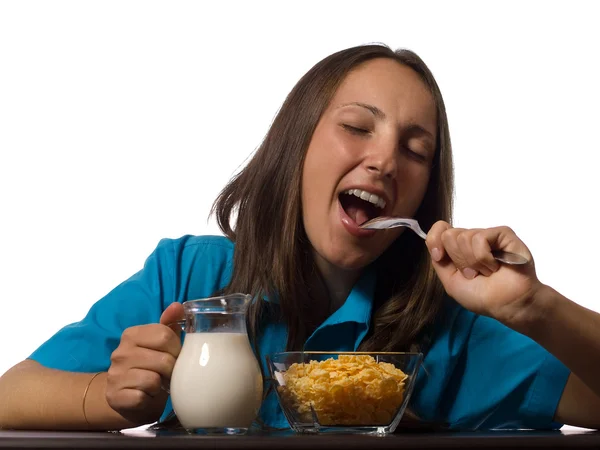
[267,351,423,435]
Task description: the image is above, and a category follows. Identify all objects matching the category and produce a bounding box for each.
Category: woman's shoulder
[152,234,235,263]
[150,235,236,301]
[156,234,234,251]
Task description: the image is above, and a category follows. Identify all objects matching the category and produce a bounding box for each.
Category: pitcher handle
[166,319,187,333]
[160,319,187,395]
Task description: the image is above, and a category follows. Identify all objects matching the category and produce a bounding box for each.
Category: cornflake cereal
[277,355,408,426]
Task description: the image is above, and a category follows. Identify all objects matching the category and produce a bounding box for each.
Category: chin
[324,248,380,272]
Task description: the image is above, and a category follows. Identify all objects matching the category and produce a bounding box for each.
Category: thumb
[159,302,185,334]
[425,220,458,287]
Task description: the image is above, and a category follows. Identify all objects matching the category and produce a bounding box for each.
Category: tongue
[346,204,370,226]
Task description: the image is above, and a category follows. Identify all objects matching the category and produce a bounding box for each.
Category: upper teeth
[343,189,386,209]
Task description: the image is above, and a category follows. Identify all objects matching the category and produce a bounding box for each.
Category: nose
[364,139,398,179]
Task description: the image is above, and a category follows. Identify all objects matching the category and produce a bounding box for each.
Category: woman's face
[301,58,437,272]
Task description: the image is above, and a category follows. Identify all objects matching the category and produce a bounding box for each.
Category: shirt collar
[259,265,377,328]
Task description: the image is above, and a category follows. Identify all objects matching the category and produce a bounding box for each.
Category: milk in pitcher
[170,331,263,433]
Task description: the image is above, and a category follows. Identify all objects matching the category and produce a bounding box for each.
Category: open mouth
[339,189,386,226]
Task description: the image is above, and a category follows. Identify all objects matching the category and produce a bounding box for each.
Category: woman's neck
[311,251,362,313]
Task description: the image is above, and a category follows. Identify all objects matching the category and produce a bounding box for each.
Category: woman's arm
[0,303,183,431]
[0,360,135,430]
[426,221,600,429]
[518,285,600,429]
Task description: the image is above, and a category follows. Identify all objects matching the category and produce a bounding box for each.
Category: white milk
[170,332,263,431]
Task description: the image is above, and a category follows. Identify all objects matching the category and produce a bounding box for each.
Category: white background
[1,0,599,383]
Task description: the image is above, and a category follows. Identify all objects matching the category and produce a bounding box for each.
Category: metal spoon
[360,216,529,266]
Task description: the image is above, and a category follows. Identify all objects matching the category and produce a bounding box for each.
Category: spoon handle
[491,250,529,265]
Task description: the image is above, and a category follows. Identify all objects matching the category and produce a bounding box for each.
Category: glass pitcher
[169,293,263,435]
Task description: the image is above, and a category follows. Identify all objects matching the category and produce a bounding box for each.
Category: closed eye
[403,146,428,162]
[341,124,370,135]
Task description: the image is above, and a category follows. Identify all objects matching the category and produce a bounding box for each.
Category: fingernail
[462,268,478,279]
[431,247,442,262]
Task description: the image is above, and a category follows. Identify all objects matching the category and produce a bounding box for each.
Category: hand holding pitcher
[105,303,184,425]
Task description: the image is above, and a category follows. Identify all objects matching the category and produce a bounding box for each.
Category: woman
[1,44,599,431]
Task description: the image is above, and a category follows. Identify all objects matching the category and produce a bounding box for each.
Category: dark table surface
[1,427,600,450]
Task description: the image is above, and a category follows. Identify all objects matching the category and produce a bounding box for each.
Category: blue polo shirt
[29,235,570,430]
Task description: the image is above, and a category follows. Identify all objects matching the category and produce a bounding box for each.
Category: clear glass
[267,351,423,435]
[170,294,263,435]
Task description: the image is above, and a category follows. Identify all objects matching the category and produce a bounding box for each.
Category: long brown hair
[212,44,454,354]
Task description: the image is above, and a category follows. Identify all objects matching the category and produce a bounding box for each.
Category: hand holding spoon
[360,216,529,266]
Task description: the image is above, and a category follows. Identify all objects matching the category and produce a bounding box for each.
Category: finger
[440,227,469,269]
[160,302,185,335]
[448,226,531,277]
[441,228,483,279]
[111,346,177,380]
[121,324,182,358]
[471,232,500,276]
[116,368,164,398]
[459,225,532,267]
[425,220,452,262]
[485,226,533,261]
[454,229,496,278]
[427,225,465,286]
[106,386,156,413]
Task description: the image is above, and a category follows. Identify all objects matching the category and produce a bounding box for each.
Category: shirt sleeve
[440,312,571,430]
[28,238,177,373]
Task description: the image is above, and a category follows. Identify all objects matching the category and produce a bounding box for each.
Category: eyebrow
[339,102,386,120]
[339,101,435,140]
